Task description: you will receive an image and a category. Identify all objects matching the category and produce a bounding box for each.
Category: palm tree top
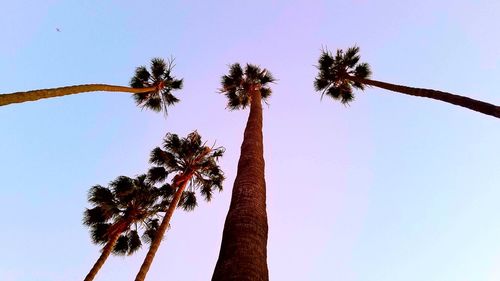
[130,57,183,114]
[220,63,276,110]
[83,175,162,255]
[314,46,372,104]
[148,131,225,211]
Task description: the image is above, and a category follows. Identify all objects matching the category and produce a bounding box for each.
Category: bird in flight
[56,28,61,32]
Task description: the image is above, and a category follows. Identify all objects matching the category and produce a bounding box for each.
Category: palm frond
[354,62,371,79]
[314,46,372,105]
[179,191,197,211]
[259,70,275,85]
[90,223,110,245]
[83,207,108,226]
[127,230,142,255]
[88,185,114,206]
[113,235,129,255]
[111,176,135,203]
[151,58,167,79]
[129,57,182,114]
[341,91,354,104]
[142,218,160,244]
[84,174,163,256]
[159,183,175,199]
[313,76,330,92]
[260,87,272,100]
[220,63,275,110]
[169,78,183,90]
[134,66,151,84]
[344,46,360,67]
[148,166,168,184]
[144,96,162,112]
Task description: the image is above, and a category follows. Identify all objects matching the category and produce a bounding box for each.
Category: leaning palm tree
[83,175,163,281]
[0,58,182,114]
[314,46,500,119]
[134,131,225,281]
[212,63,275,281]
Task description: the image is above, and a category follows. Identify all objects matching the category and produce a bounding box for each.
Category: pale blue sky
[1,1,499,281]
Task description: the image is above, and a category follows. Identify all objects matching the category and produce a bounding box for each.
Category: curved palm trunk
[212,89,269,281]
[349,76,500,119]
[134,176,190,281]
[0,84,156,107]
[83,224,126,281]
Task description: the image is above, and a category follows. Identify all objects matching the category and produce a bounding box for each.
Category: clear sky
[1,1,499,280]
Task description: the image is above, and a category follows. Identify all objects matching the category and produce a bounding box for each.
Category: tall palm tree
[0,58,183,114]
[212,63,275,281]
[314,46,500,119]
[135,131,225,281]
[83,175,163,281]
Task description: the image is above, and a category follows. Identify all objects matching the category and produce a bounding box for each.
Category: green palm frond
[127,230,142,255]
[147,131,225,213]
[83,207,109,226]
[130,57,183,114]
[344,46,361,67]
[111,176,135,203]
[151,58,167,79]
[220,63,275,110]
[314,46,372,105]
[113,235,129,255]
[179,191,197,211]
[159,183,175,198]
[200,183,214,201]
[84,175,164,257]
[355,62,371,78]
[88,185,115,206]
[143,96,162,112]
[148,166,168,184]
[142,218,160,244]
[90,223,110,245]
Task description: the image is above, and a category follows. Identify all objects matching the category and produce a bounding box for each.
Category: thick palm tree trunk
[0,84,156,107]
[83,227,124,281]
[349,76,500,119]
[212,89,269,281]
[134,176,190,281]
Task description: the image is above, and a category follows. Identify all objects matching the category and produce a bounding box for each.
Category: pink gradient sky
[1,1,499,280]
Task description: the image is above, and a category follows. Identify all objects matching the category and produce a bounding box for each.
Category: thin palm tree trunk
[0,84,156,107]
[212,89,269,281]
[134,176,190,281]
[349,76,500,119]
[83,228,123,281]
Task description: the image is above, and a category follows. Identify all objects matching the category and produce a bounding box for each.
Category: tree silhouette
[314,46,500,118]
[0,58,182,115]
[212,63,275,281]
[83,175,162,281]
[135,131,225,281]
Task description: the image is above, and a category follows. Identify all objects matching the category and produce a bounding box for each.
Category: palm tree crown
[314,45,500,118]
[221,63,275,110]
[83,175,162,255]
[148,131,225,207]
[134,131,225,281]
[314,46,371,104]
[130,58,183,113]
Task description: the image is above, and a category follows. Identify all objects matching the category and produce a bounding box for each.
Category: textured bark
[83,223,127,281]
[0,84,156,107]
[212,89,269,281]
[349,76,500,119]
[134,176,190,281]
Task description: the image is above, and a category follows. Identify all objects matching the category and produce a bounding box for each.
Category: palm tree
[134,131,225,281]
[212,63,275,281]
[0,58,183,114]
[314,46,500,119]
[83,175,163,281]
